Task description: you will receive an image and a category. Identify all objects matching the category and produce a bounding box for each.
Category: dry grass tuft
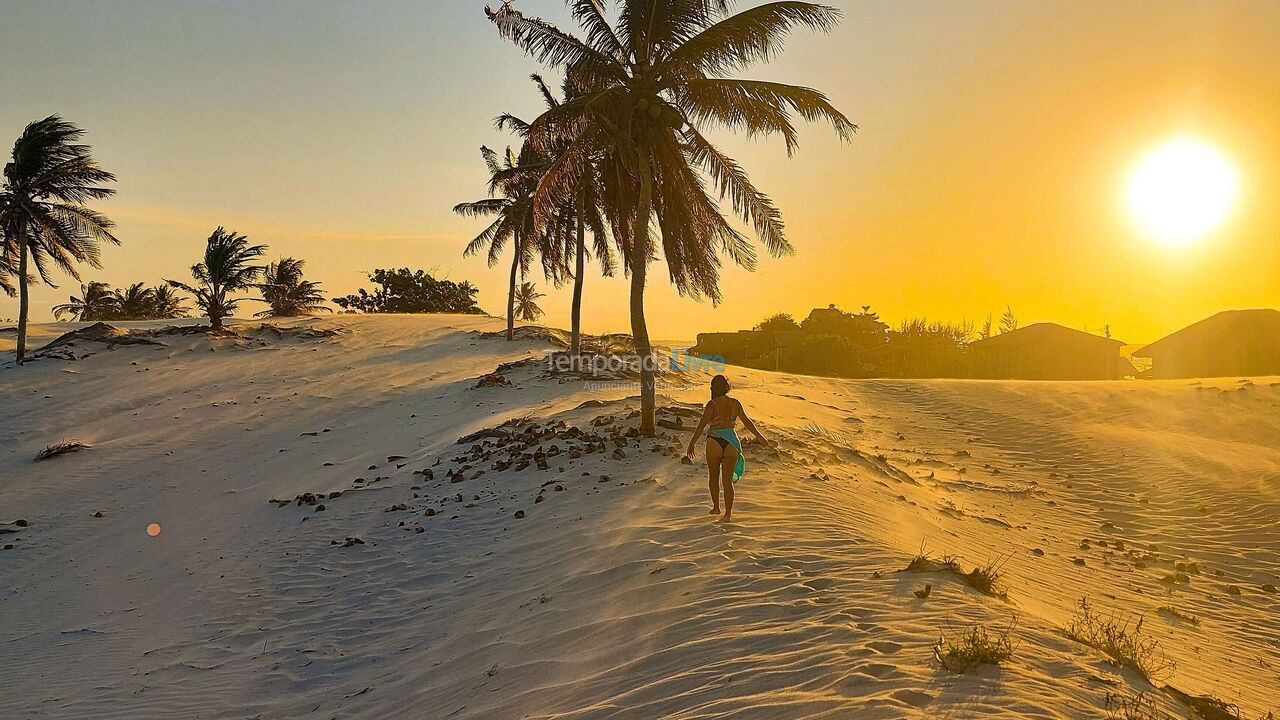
[34,441,92,461]
[962,555,1011,597]
[1065,597,1174,682]
[902,543,1009,599]
[933,620,1015,673]
[1105,691,1169,720]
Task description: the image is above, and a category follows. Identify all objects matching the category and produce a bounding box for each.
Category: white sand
[2,314,1276,719]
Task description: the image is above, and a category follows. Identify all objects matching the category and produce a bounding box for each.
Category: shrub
[1065,597,1174,681]
[934,621,1015,672]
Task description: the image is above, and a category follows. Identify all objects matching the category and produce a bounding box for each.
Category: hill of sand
[2,314,1277,719]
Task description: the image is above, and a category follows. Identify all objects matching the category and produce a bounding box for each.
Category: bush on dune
[933,621,1015,673]
[333,268,483,315]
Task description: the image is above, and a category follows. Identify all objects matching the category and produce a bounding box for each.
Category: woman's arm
[737,400,772,446]
[686,402,713,457]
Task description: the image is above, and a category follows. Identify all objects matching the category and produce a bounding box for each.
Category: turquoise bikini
[708,427,746,483]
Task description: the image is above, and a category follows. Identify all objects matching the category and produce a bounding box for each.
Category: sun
[1124,136,1239,247]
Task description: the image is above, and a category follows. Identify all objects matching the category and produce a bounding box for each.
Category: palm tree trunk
[631,157,656,437]
[16,236,29,365]
[506,233,519,342]
[570,196,586,357]
[210,284,223,330]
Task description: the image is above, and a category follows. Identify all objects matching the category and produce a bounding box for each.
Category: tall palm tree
[166,227,266,330]
[497,74,615,356]
[454,145,543,341]
[2,116,118,364]
[52,280,117,321]
[149,284,191,319]
[111,282,156,320]
[513,281,546,321]
[487,1,855,434]
[256,257,330,318]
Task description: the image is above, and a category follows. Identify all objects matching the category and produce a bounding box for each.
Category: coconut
[648,104,663,119]
[636,98,650,111]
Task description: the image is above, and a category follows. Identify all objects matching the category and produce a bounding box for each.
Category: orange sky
[1,0,1277,344]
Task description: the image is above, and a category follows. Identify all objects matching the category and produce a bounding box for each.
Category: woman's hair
[710,374,730,399]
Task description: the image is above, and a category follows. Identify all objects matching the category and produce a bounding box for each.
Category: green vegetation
[478,0,856,435]
[257,257,330,318]
[166,227,266,330]
[1,116,117,363]
[53,281,192,321]
[1065,597,1174,681]
[933,621,1015,673]
[332,268,482,315]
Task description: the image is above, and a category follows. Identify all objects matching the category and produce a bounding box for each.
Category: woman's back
[707,395,739,429]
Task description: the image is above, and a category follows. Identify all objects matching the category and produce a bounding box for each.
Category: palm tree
[1,116,118,364]
[454,145,542,341]
[111,282,156,320]
[256,257,330,317]
[497,74,615,356]
[149,284,191,319]
[166,227,266,330]
[487,1,855,434]
[513,281,546,321]
[0,227,22,298]
[52,281,117,321]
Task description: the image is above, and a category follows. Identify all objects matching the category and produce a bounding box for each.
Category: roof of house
[1133,309,1280,358]
[970,322,1123,350]
[803,305,846,322]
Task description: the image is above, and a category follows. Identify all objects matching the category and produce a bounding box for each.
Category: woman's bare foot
[709,506,721,515]
[719,512,733,523]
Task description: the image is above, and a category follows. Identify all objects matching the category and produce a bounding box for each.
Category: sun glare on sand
[1125,136,1239,247]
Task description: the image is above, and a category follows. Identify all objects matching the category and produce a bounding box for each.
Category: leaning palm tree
[149,284,191,319]
[256,257,330,318]
[1,116,118,364]
[487,0,855,434]
[513,281,546,322]
[53,281,117,321]
[166,227,266,330]
[497,74,615,356]
[110,282,156,320]
[454,145,543,341]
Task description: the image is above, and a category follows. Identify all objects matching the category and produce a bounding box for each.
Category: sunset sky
[1,0,1277,344]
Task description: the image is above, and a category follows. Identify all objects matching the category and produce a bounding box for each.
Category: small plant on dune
[904,542,960,574]
[962,555,1011,598]
[902,543,1008,599]
[1105,690,1170,720]
[933,619,1015,673]
[1065,597,1174,681]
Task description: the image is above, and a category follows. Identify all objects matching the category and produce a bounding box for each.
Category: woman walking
[685,375,773,522]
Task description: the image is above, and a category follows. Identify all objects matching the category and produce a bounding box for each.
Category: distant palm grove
[455,0,856,435]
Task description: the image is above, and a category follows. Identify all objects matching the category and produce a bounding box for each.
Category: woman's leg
[719,444,738,522]
[704,437,723,514]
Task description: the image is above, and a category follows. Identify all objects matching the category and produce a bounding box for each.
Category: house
[1132,309,1280,378]
[690,330,769,365]
[969,323,1130,380]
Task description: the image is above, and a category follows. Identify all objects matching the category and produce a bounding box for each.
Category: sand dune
[2,315,1276,719]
